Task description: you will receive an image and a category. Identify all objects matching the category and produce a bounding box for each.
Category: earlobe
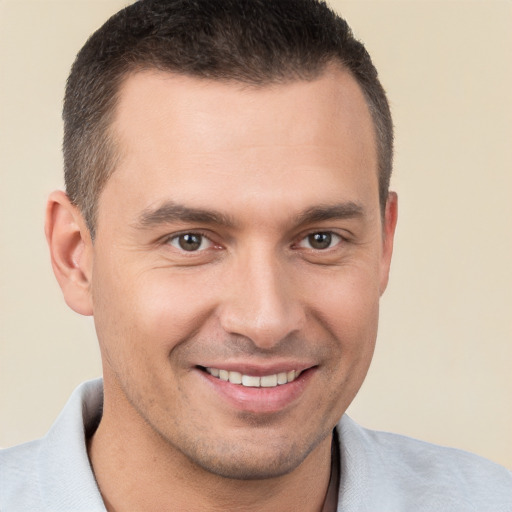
[45,190,94,316]
[379,191,398,295]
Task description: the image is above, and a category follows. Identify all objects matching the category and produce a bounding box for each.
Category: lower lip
[197,368,315,414]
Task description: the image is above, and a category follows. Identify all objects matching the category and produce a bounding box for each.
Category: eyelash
[164,230,345,253]
[296,232,343,251]
[165,231,216,252]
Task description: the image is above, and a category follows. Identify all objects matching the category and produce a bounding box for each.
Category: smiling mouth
[200,367,303,388]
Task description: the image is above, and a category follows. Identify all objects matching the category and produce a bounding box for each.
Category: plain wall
[1,0,511,468]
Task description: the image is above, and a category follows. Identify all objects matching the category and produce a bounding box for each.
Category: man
[1,0,510,510]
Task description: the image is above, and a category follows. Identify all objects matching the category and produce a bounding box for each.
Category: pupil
[179,234,201,251]
[309,232,331,249]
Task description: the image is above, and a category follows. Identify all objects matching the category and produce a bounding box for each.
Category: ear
[45,190,94,316]
[379,191,398,295]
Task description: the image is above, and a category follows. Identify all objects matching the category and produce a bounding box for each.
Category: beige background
[1,0,511,468]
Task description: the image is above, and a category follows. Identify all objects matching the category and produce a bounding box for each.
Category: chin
[172,425,330,481]
[190,444,307,481]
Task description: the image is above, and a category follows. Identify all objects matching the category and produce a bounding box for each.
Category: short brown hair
[63,0,393,238]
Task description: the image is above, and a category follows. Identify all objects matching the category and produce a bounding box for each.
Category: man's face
[89,67,396,479]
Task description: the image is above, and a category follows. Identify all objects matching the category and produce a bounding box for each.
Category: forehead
[113,66,375,154]
[100,67,378,226]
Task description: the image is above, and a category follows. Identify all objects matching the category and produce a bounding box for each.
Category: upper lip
[196,361,316,376]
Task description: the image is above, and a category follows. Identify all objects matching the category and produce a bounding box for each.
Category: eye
[298,232,342,250]
[168,233,212,252]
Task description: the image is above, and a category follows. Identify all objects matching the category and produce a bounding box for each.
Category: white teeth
[242,375,261,387]
[205,367,301,387]
[277,372,288,385]
[260,374,278,387]
[228,371,242,384]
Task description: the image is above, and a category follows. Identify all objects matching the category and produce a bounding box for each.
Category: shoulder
[0,439,44,510]
[0,379,105,511]
[337,415,512,512]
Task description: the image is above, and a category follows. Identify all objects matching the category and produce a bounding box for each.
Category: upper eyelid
[161,233,218,256]
[161,229,214,243]
[294,228,349,243]
[296,231,344,248]
[157,228,350,249]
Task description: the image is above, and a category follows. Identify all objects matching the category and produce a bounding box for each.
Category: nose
[218,249,305,350]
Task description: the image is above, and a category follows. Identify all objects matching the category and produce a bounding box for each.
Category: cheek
[92,264,219,361]
[304,264,381,340]
[132,271,220,347]
[304,265,380,397]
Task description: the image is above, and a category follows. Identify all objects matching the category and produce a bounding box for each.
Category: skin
[46,66,397,512]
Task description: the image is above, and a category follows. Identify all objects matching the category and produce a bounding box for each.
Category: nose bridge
[219,245,303,348]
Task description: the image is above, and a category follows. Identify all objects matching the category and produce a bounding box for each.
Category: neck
[88,391,334,512]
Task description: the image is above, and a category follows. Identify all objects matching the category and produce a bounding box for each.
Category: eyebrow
[135,200,365,231]
[294,202,365,225]
[136,201,237,229]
